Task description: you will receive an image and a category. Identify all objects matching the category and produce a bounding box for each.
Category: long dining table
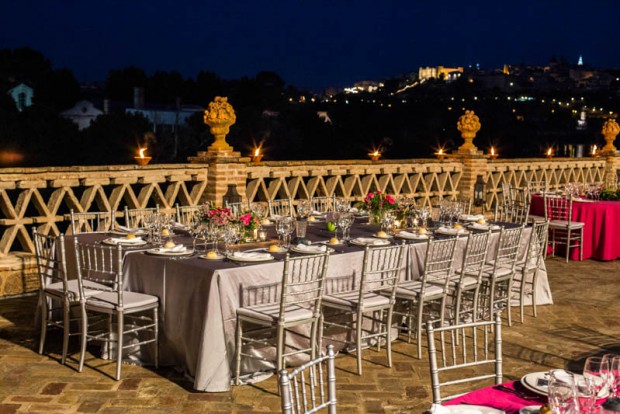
[71,218,552,392]
[530,194,620,261]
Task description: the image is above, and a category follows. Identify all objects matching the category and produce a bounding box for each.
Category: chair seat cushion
[85,291,159,312]
[322,291,390,310]
[46,279,108,301]
[549,220,584,229]
[395,281,443,300]
[449,276,478,288]
[237,303,315,324]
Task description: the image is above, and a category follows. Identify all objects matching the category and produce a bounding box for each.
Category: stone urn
[204,97,236,152]
[601,118,620,154]
[456,110,481,154]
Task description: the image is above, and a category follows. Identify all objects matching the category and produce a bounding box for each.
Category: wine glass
[380,210,394,233]
[574,374,596,414]
[548,369,578,414]
[337,212,354,241]
[603,354,620,397]
[251,202,267,227]
[188,213,202,252]
[584,356,610,402]
[335,197,349,212]
[297,199,312,219]
[611,356,620,397]
[276,216,294,248]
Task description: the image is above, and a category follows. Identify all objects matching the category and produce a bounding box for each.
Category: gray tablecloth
[73,220,552,392]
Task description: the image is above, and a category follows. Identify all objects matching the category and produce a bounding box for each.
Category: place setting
[101,234,148,247]
[145,241,194,257]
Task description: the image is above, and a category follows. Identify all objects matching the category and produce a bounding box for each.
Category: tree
[105,67,148,102]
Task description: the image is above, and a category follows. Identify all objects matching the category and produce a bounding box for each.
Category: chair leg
[78,305,88,373]
[276,325,286,372]
[386,308,393,368]
[519,272,526,323]
[532,269,538,318]
[61,302,70,365]
[234,316,243,385]
[506,279,513,327]
[356,311,363,375]
[565,228,571,262]
[153,307,159,369]
[416,301,424,359]
[116,311,123,381]
[38,294,47,355]
[579,228,583,261]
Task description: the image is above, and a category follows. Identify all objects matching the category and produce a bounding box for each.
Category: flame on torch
[139,148,147,158]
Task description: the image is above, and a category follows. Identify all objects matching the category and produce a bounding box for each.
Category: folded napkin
[436,227,466,235]
[429,403,503,414]
[353,237,390,246]
[173,222,188,230]
[231,251,272,260]
[459,214,484,221]
[294,244,327,253]
[397,231,428,239]
[109,237,144,244]
[311,210,326,216]
[349,207,359,213]
[159,244,187,253]
[469,223,500,231]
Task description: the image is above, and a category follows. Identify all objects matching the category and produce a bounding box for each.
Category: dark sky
[1,0,619,91]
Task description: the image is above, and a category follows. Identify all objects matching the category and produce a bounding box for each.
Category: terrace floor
[1,257,619,413]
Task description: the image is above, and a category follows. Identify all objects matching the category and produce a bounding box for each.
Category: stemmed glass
[276,216,294,248]
[603,354,620,398]
[188,213,202,252]
[297,199,312,219]
[335,197,349,213]
[380,210,394,234]
[584,356,610,398]
[337,212,354,241]
[548,369,578,414]
[251,202,267,227]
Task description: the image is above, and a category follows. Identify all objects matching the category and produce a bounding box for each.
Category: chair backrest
[426,311,503,403]
[279,252,330,323]
[124,206,159,229]
[528,180,548,196]
[33,229,69,296]
[225,201,249,217]
[494,201,529,225]
[70,210,114,234]
[456,231,491,282]
[269,198,294,218]
[74,241,124,305]
[175,204,201,225]
[522,220,549,270]
[500,182,517,205]
[419,237,458,294]
[491,226,524,271]
[358,243,406,305]
[310,196,336,213]
[279,344,337,414]
[543,194,574,223]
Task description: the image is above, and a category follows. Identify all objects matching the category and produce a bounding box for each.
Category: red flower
[385,195,395,204]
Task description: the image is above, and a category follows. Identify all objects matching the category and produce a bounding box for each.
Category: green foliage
[600,188,620,201]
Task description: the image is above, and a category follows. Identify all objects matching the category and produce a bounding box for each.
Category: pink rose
[240,214,251,226]
[385,195,395,204]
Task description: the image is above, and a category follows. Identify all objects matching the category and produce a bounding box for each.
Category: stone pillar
[601,118,620,187]
[452,110,490,209]
[188,96,250,206]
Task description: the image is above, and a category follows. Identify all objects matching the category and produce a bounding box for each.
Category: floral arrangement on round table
[239,211,261,240]
[199,206,235,225]
[600,187,620,200]
[361,191,398,224]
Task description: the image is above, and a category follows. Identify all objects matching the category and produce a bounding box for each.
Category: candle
[258,229,267,241]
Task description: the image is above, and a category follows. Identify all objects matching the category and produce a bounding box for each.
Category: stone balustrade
[0,156,612,298]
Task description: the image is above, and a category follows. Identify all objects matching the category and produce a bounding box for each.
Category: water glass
[548,369,578,414]
[297,199,312,219]
[603,354,620,397]
[295,219,307,238]
[337,212,354,241]
[585,357,610,398]
[575,374,597,413]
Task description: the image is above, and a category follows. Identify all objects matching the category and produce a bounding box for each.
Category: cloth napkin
[159,244,187,253]
[231,251,272,260]
[294,244,327,253]
[397,231,428,239]
[173,222,188,230]
[469,223,500,231]
[108,237,144,244]
[436,227,466,235]
[429,403,505,414]
[353,237,390,246]
[459,214,484,221]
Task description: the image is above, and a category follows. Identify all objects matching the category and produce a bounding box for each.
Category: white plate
[227,253,275,262]
[436,405,504,414]
[289,246,334,254]
[198,253,225,260]
[519,406,542,414]
[395,231,428,240]
[110,230,147,237]
[468,223,501,231]
[434,227,468,236]
[102,238,148,246]
[146,248,193,256]
[520,372,609,398]
[350,238,391,247]
[261,246,288,254]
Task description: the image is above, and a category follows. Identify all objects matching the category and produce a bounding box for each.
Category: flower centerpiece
[239,211,261,240]
[600,187,620,201]
[362,191,398,224]
[199,206,235,226]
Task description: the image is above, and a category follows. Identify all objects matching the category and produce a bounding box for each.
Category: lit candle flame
[547,148,553,156]
[139,148,146,158]
[438,148,443,155]
[491,147,495,156]
[592,145,597,155]
[254,147,260,156]
[372,150,379,156]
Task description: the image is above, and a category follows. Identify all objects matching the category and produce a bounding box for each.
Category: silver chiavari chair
[70,209,115,234]
[124,205,159,229]
[543,194,584,262]
[310,196,336,213]
[175,204,202,225]
[268,198,294,218]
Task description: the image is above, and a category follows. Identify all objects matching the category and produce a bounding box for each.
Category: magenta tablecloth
[444,381,546,414]
[530,195,620,261]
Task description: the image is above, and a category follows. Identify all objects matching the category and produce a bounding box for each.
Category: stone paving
[0,257,619,413]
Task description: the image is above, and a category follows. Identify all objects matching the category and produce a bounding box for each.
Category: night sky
[1,0,619,91]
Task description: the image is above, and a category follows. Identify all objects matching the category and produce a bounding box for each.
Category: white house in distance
[61,100,103,130]
[7,83,34,111]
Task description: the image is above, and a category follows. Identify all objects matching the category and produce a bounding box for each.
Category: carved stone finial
[601,118,620,154]
[204,97,236,151]
[456,110,481,154]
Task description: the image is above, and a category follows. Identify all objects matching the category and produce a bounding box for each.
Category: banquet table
[71,219,552,392]
[530,194,620,261]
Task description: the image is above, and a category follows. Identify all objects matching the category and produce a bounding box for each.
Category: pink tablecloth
[444,381,546,414]
[530,195,620,261]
